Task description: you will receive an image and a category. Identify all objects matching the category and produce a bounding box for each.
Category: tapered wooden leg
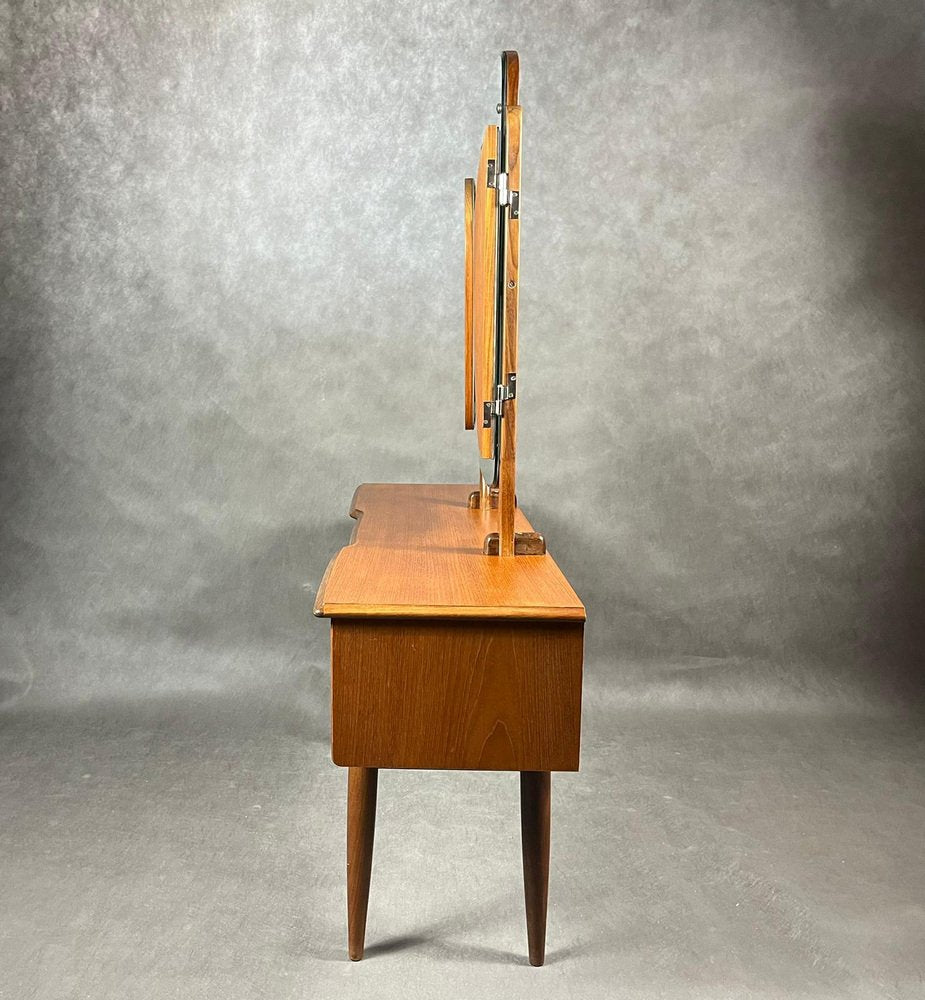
[520,770,551,966]
[347,766,378,960]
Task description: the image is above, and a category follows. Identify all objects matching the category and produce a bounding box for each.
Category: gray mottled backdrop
[2,0,924,711]
[4,5,925,1000]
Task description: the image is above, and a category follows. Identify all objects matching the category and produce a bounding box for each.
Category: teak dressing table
[314,52,585,967]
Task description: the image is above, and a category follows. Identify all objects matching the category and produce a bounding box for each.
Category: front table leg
[520,770,551,966]
[347,766,378,960]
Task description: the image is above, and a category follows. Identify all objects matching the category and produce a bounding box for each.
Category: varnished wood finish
[520,770,550,966]
[499,379,517,556]
[474,126,498,460]
[317,52,583,968]
[332,619,582,770]
[464,177,475,430]
[347,766,378,961]
[483,530,545,556]
[498,104,522,556]
[503,50,520,106]
[314,484,585,621]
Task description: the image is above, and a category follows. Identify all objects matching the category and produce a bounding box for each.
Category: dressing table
[314,52,585,966]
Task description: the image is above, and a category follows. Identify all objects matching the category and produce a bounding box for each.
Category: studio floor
[2,679,923,1000]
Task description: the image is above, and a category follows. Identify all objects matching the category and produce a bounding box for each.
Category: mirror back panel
[473,125,499,462]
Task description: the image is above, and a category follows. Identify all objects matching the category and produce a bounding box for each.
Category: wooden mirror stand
[314,52,585,967]
[464,51,543,558]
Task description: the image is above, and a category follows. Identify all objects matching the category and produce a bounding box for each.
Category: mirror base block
[483,530,546,556]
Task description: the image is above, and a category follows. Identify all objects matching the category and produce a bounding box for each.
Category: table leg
[520,769,551,966]
[347,765,378,960]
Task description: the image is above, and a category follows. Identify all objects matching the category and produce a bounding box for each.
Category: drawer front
[330,618,583,771]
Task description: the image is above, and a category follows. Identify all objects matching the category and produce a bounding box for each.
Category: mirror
[465,51,520,492]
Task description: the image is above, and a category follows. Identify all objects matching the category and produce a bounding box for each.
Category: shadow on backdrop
[0,687,326,747]
[105,519,350,655]
[807,10,925,709]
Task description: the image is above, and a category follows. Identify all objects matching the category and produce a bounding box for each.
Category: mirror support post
[497,98,522,557]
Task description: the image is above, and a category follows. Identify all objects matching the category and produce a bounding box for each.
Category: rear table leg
[520,770,551,966]
[347,766,378,960]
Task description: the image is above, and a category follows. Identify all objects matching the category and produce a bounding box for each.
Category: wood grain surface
[313,483,585,620]
[498,104,522,556]
[520,769,550,966]
[331,618,583,770]
[474,126,498,460]
[464,176,475,431]
[503,49,519,106]
[346,766,377,960]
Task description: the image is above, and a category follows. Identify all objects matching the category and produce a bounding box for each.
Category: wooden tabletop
[313,484,585,621]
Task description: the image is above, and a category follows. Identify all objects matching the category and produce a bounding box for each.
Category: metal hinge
[486,161,520,219]
[482,372,517,427]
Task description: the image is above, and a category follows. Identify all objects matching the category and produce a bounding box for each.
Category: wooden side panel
[464,177,475,430]
[474,126,498,460]
[331,619,583,771]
